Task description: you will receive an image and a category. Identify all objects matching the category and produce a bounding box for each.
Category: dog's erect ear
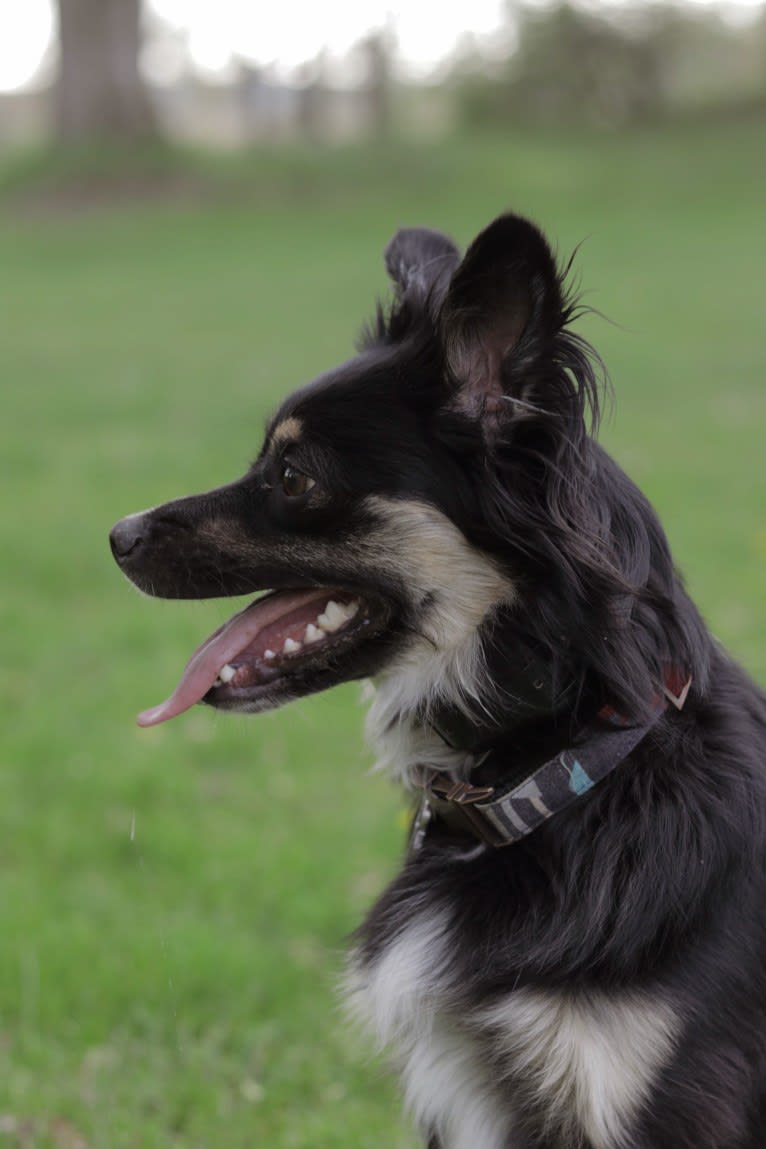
[439,213,565,432]
[384,227,460,314]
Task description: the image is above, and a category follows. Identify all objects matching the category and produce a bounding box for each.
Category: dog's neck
[366,631,581,791]
[426,630,578,754]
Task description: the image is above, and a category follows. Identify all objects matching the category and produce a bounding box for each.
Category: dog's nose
[110,514,146,562]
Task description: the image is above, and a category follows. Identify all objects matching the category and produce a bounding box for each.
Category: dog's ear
[439,213,567,434]
[384,227,460,314]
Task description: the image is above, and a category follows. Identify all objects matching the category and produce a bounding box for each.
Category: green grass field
[1,122,765,1148]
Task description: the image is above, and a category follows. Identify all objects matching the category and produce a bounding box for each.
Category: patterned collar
[411,670,692,852]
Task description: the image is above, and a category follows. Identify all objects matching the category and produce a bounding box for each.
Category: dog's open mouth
[137,587,389,727]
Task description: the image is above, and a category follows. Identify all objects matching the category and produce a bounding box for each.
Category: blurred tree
[297,52,330,142]
[56,0,157,142]
[453,1,766,130]
[503,4,667,127]
[361,28,393,137]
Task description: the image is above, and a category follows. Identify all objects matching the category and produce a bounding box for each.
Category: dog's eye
[281,465,315,498]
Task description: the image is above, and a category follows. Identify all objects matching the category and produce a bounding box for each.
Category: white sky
[0,0,762,93]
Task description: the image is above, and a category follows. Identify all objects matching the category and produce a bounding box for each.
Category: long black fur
[355,217,766,1148]
[111,212,766,1149]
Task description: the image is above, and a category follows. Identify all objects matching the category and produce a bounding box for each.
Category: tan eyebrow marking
[269,416,303,452]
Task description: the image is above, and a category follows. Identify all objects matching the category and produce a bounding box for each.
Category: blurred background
[2,0,766,149]
[1,2,764,1147]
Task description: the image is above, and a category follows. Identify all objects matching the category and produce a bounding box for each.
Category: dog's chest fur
[346,908,678,1149]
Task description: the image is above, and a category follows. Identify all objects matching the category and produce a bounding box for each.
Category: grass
[0,120,764,1147]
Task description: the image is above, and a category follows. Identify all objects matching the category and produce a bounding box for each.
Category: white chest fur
[480,984,678,1149]
[345,911,679,1149]
[345,909,516,1149]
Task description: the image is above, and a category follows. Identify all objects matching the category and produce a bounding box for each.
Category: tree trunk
[55,0,156,142]
[362,30,392,138]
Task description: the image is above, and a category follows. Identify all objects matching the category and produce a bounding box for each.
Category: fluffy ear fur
[440,213,585,437]
[440,217,706,722]
[384,227,460,316]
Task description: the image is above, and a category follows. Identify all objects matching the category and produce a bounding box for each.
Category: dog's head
[112,212,692,732]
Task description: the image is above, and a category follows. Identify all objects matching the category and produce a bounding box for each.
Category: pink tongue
[136,589,329,728]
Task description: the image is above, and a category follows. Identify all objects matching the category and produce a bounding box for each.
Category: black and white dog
[110,214,766,1149]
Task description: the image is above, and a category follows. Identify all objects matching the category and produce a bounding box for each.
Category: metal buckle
[425,774,504,847]
[427,777,495,805]
[410,768,501,851]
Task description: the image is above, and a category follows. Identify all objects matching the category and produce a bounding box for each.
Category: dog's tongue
[136,589,324,728]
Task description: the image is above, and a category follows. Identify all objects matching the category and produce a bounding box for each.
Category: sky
[0,0,763,94]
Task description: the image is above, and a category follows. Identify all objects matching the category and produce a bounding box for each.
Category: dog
[110,213,766,1149]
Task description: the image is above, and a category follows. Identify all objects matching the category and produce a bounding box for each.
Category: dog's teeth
[304,623,324,644]
[263,649,276,660]
[317,598,360,633]
[218,664,236,683]
[283,637,302,654]
[325,600,346,626]
[320,600,346,632]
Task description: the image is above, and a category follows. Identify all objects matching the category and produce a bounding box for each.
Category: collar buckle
[427,776,495,805]
[410,771,504,852]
